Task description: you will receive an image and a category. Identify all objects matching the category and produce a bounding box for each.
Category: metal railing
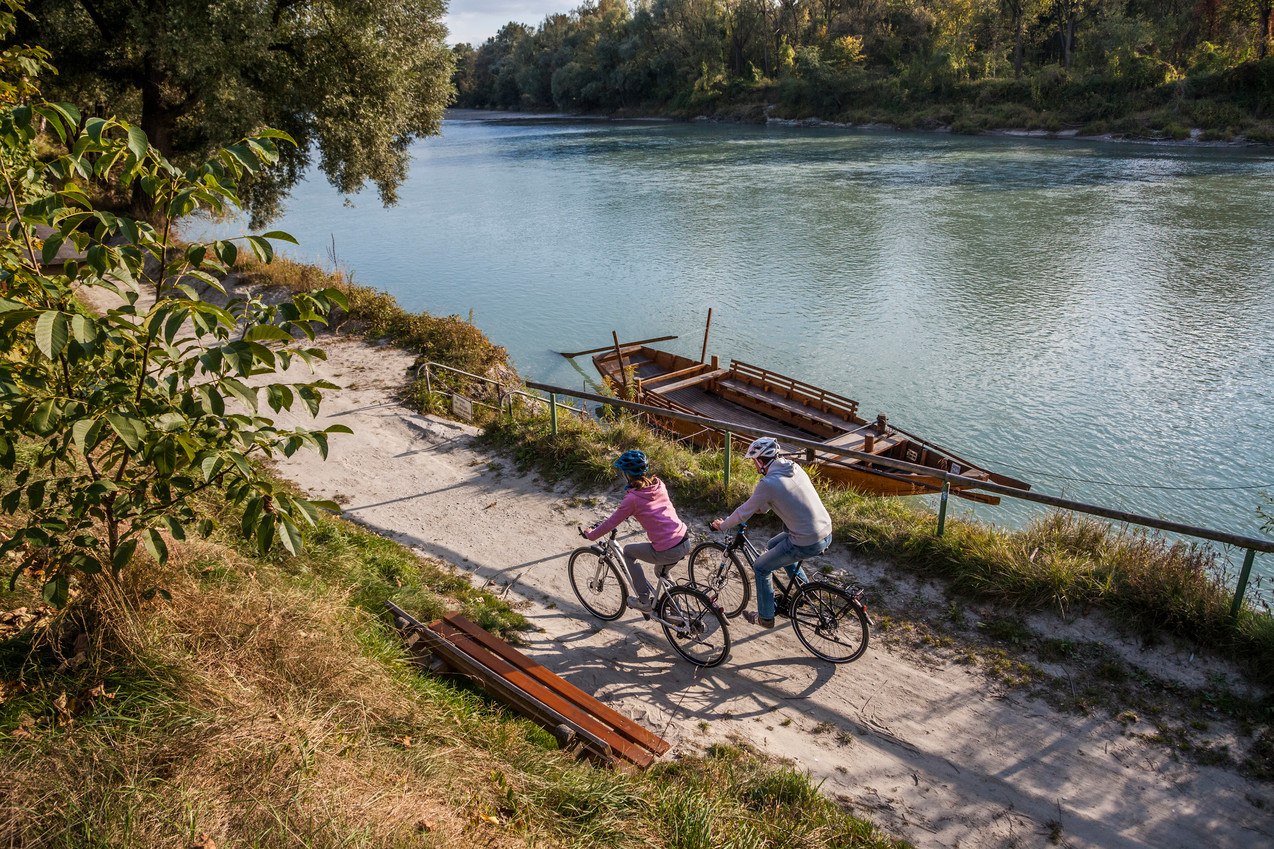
[418,363,1272,620]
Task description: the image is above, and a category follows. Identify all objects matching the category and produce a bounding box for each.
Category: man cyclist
[711,436,832,628]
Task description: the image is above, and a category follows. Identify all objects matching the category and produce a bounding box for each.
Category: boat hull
[590,343,1027,504]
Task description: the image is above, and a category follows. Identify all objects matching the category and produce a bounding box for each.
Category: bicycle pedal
[641,612,651,622]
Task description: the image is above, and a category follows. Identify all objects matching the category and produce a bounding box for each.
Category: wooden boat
[589,341,1029,504]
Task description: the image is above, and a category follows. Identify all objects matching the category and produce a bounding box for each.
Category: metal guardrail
[418,363,1271,619]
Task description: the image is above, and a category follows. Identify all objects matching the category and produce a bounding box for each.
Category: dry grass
[1,500,906,849]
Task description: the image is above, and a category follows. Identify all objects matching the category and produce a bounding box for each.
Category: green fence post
[723,431,732,501]
[549,392,558,434]
[1230,548,1257,622]
[937,479,950,537]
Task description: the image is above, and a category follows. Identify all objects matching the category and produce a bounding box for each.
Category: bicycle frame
[722,525,806,609]
[591,531,712,636]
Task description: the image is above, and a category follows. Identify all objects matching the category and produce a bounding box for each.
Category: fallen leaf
[397,735,412,748]
[87,682,116,700]
[415,819,435,833]
[480,814,500,826]
[483,501,497,510]
[189,832,216,849]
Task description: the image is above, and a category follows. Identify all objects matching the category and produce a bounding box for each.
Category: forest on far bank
[452,0,1274,138]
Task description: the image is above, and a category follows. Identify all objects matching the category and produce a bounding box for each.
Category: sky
[444,0,577,46]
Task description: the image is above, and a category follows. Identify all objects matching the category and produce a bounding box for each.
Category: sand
[242,332,1273,849]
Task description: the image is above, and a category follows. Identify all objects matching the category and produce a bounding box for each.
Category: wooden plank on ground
[442,615,670,758]
[427,616,666,767]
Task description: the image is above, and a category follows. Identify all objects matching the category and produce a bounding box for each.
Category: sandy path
[252,337,1270,849]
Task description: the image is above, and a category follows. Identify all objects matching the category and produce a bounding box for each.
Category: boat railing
[729,360,860,422]
[414,360,1272,624]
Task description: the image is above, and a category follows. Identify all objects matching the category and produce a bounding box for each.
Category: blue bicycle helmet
[613,450,649,477]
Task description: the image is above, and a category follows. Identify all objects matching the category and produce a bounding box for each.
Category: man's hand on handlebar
[711,518,724,532]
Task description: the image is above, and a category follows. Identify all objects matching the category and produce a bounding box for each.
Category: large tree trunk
[1014,17,1024,77]
[1261,2,1272,59]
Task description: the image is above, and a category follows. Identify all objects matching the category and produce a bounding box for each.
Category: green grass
[480,410,1274,687]
[1,484,906,849]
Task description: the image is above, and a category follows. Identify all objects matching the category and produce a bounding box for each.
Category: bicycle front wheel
[567,547,627,621]
[687,541,751,619]
[789,582,869,664]
[657,586,731,668]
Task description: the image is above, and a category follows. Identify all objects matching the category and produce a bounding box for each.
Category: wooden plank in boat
[650,368,729,395]
[716,379,850,432]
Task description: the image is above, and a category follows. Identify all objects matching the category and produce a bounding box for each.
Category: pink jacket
[586,478,688,552]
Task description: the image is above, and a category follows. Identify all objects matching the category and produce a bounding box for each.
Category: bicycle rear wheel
[657,586,731,667]
[567,547,627,621]
[687,541,751,619]
[789,582,869,664]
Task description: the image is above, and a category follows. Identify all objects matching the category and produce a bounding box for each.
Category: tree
[0,15,350,611]
[18,0,454,222]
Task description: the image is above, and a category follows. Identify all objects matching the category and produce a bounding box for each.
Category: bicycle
[686,524,871,664]
[567,528,731,668]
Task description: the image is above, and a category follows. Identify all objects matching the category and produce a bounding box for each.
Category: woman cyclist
[582,450,690,613]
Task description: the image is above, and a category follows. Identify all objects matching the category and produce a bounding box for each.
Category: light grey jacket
[721,458,832,547]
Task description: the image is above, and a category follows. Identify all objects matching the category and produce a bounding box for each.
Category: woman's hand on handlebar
[578,526,590,539]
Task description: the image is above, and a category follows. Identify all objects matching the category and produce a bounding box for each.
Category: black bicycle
[686,524,871,664]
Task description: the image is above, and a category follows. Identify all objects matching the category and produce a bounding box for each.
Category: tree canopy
[16,0,454,221]
[453,0,1274,138]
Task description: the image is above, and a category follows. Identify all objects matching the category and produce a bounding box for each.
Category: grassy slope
[0,488,907,848]
[232,257,1274,682]
[478,414,1274,688]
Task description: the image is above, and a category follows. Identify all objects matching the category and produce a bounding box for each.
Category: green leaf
[278,515,302,556]
[244,324,293,343]
[112,539,138,573]
[260,230,299,245]
[85,117,107,143]
[41,232,65,265]
[34,311,69,359]
[126,125,149,161]
[30,399,58,433]
[106,412,145,452]
[221,378,258,412]
[142,528,169,565]
[245,236,274,264]
[42,574,70,608]
[255,514,276,556]
[255,129,297,144]
[71,418,103,454]
[71,313,98,345]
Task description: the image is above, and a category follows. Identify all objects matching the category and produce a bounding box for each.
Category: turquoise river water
[189,112,1274,584]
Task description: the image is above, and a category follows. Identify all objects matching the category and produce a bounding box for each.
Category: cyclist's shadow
[540,621,841,720]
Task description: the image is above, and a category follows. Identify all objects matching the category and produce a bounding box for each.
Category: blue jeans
[752,532,832,621]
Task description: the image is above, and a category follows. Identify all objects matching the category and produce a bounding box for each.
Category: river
[188,112,1274,584]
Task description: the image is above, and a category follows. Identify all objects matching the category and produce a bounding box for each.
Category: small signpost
[451,393,473,421]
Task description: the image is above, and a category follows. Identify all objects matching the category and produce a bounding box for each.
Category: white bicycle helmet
[744,436,781,461]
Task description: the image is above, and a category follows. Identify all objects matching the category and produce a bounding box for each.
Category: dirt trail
[256,337,1269,849]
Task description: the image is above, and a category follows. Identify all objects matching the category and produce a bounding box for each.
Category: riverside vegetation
[0,10,908,846]
[452,0,1274,140]
[240,254,1274,777]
